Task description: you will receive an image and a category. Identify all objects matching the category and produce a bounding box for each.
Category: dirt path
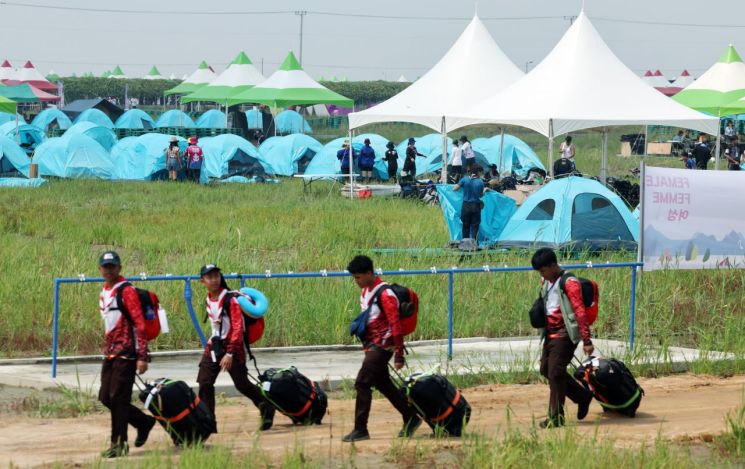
[2,373,744,467]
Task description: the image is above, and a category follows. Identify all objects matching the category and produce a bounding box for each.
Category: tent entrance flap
[227,149,267,178]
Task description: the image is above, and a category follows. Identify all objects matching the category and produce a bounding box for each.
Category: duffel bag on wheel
[401,372,470,436]
[574,356,644,417]
[258,367,327,425]
[138,378,217,445]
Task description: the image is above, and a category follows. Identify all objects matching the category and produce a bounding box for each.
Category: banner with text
[642,166,745,270]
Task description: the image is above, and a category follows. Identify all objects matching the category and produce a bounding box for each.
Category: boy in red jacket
[342,255,421,442]
[196,264,275,431]
[97,251,155,458]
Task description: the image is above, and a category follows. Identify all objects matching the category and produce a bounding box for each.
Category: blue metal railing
[51,262,643,377]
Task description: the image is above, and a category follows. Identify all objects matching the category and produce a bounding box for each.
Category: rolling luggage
[400,372,471,436]
[138,378,217,445]
[258,367,327,425]
[573,356,644,417]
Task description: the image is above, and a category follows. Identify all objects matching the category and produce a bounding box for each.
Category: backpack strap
[557,271,573,294]
[115,281,135,327]
[222,291,261,376]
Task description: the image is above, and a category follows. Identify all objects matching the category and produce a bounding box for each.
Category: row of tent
[0,126,544,182]
[642,69,694,96]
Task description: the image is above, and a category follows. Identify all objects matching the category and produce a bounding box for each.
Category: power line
[594,16,745,28]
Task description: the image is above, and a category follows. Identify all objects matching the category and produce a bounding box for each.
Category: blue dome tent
[114,109,155,129]
[0,113,27,126]
[199,134,273,184]
[395,134,453,177]
[0,136,31,177]
[0,122,46,154]
[35,134,114,179]
[111,133,187,180]
[498,176,639,250]
[471,135,545,179]
[275,110,312,134]
[259,134,323,176]
[63,122,117,151]
[305,133,389,180]
[32,108,72,131]
[195,109,226,128]
[436,185,517,245]
[155,109,195,128]
[73,108,115,129]
[245,108,262,129]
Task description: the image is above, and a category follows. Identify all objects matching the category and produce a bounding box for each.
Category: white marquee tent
[455,11,718,181]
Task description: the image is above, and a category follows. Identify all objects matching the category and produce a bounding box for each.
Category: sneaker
[259,403,275,431]
[342,429,370,442]
[539,416,564,429]
[101,443,129,458]
[134,417,156,447]
[577,394,592,421]
[397,416,423,437]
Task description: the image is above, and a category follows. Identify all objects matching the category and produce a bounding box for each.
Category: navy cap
[98,251,121,266]
[200,264,221,276]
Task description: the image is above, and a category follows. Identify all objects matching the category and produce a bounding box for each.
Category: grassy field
[1,123,742,362]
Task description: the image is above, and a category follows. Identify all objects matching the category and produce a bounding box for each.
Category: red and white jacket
[544,276,592,345]
[99,277,149,361]
[360,277,404,357]
[204,289,246,361]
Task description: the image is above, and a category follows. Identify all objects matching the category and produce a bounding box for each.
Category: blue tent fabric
[32,108,72,131]
[471,135,545,179]
[218,175,280,184]
[498,176,638,249]
[155,109,195,128]
[111,133,187,180]
[259,134,323,176]
[73,108,115,129]
[0,177,47,187]
[245,109,262,129]
[0,136,31,177]
[436,185,517,245]
[304,133,389,179]
[0,122,46,153]
[275,110,312,134]
[395,134,452,177]
[199,134,273,184]
[0,112,26,126]
[63,122,117,151]
[35,134,114,179]
[114,109,155,129]
[195,109,226,129]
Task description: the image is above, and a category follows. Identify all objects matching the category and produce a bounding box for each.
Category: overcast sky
[1,0,744,81]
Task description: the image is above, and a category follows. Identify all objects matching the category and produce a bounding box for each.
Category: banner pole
[629,266,638,351]
[51,279,60,378]
[447,271,454,361]
[637,161,645,268]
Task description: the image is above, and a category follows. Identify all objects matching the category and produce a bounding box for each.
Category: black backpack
[553,158,575,178]
[400,373,471,436]
[258,367,328,425]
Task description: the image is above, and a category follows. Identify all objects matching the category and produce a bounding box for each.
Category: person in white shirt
[559,136,575,161]
[448,140,463,180]
[460,135,475,171]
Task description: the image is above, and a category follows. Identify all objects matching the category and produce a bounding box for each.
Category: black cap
[200,264,221,276]
[408,137,416,144]
[98,251,121,266]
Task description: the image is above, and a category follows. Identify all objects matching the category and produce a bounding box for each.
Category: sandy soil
[2,373,744,467]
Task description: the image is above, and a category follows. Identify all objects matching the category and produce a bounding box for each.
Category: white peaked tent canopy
[143,66,165,80]
[164,61,217,96]
[396,75,409,83]
[642,70,668,89]
[456,11,718,181]
[182,52,265,105]
[0,60,17,80]
[348,14,524,133]
[673,70,694,89]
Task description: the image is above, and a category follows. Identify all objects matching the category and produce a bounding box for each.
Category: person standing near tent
[460,135,475,170]
[337,139,352,175]
[448,139,463,181]
[384,141,399,182]
[97,251,156,458]
[531,248,593,429]
[402,138,422,180]
[692,135,711,170]
[186,137,204,182]
[359,138,376,183]
[453,165,485,240]
[559,136,576,162]
[342,255,421,442]
[725,148,742,171]
[165,136,181,181]
[724,120,737,142]
[197,264,275,431]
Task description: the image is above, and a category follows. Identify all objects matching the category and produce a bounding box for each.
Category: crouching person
[531,248,593,428]
[342,255,421,442]
[196,264,275,431]
[97,251,156,458]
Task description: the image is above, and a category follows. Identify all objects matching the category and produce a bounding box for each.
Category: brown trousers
[98,358,153,445]
[539,336,591,419]
[196,353,266,416]
[353,349,417,432]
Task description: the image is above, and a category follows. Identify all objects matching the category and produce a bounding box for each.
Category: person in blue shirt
[358,138,376,183]
[453,166,486,240]
[337,140,353,175]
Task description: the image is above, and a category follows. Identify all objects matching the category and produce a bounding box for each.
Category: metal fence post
[52,279,60,379]
[629,266,638,351]
[448,271,454,360]
[183,279,207,347]
[239,275,246,289]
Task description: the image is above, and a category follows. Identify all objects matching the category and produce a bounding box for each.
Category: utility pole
[295,10,308,65]
[563,15,576,25]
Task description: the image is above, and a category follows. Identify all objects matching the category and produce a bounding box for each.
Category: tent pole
[440,117,448,184]
[644,124,649,156]
[273,103,278,137]
[600,127,608,184]
[547,119,554,178]
[715,112,722,170]
[497,127,505,175]
[349,127,354,199]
